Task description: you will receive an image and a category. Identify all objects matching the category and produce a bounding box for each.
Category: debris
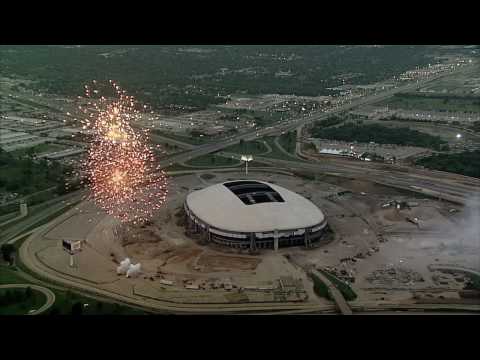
[160,279,174,286]
[406,217,420,228]
[366,266,424,286]
[185,284,199,290]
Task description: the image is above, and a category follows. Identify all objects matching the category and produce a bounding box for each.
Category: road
[0,210,28,228]
[247,154,480,206]
[0,190,85,245]
[8,64,480,315]
[19,222,337,314]
[158,66,473,169]
[179,141,480,205]
[15,183,480,315]
[149,133,196,150]
[0,283,55,315]
[351,303,480,313]
[311,269,353,315]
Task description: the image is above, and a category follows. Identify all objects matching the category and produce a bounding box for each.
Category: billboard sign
[62,239,82,255]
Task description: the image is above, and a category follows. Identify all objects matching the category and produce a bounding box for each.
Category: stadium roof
[185,180,325,233]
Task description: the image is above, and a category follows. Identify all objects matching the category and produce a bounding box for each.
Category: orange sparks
[76,81,168,224]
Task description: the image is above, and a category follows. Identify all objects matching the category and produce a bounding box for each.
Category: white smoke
[116,258,131,275]
[126,263,141,278]
[456,194,480,249]
[432,194,480,257]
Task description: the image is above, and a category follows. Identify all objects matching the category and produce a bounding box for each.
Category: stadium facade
[184,180,328,250]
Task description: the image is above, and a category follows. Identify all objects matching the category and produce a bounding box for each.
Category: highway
[254,155,479,203]
[6,64,480,315]
[158,66,474,169]
[0,190,85,245]
[13,179,479,315]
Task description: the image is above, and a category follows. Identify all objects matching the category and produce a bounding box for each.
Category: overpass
[158,65,475,169]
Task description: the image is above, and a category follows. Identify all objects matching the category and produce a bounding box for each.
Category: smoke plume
[456,194,480,250]
[117,258,131,275]
[126,263,141,278]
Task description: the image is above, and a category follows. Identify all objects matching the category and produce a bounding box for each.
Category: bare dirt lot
[22,170,479,311]
[196,254,261,272]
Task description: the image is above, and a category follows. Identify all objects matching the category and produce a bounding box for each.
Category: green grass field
[223,140,269,155]
[416,150,480,178]
[0,235,151,315]
[165,163,197,171]
[166,160,272,172]
[310,272,332,300]
[247,160,272,168]
[185,154,240,167]
[0,265,27,285]
[0,287,47,315]
[318,269,357,301]
[260,136,299,160]
[48,289,150,315]
[277,131,296,154]
[0,264,150,315]
[10,143,67,158]
[152,130,210,145]
[382,94,480,113]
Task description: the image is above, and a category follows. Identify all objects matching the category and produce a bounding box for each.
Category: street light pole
[241,154,253,176]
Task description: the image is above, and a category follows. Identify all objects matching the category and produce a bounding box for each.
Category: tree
[48,307,61,315]
[26,147,35,158]
[239,139,245,151]
[12,289,22,302]
[5,180,20,192]
[5,290,13,304]
[24,286,33,299]
[65,290,75,302]
[1,244,15,263]
[112,303,121,314]
[96,301,103,313]
[71,302,83,315]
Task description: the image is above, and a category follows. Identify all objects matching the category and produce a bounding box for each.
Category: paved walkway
[0,284,55,315]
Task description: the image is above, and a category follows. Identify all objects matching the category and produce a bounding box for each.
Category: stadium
[184,180,328,249]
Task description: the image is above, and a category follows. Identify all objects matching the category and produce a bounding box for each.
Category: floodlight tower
[241,154,253,176]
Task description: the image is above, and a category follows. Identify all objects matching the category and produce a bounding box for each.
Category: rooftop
[186,180,325,233]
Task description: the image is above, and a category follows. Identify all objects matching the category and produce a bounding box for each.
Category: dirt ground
[196,254,261,272]
[27,170,480,308]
